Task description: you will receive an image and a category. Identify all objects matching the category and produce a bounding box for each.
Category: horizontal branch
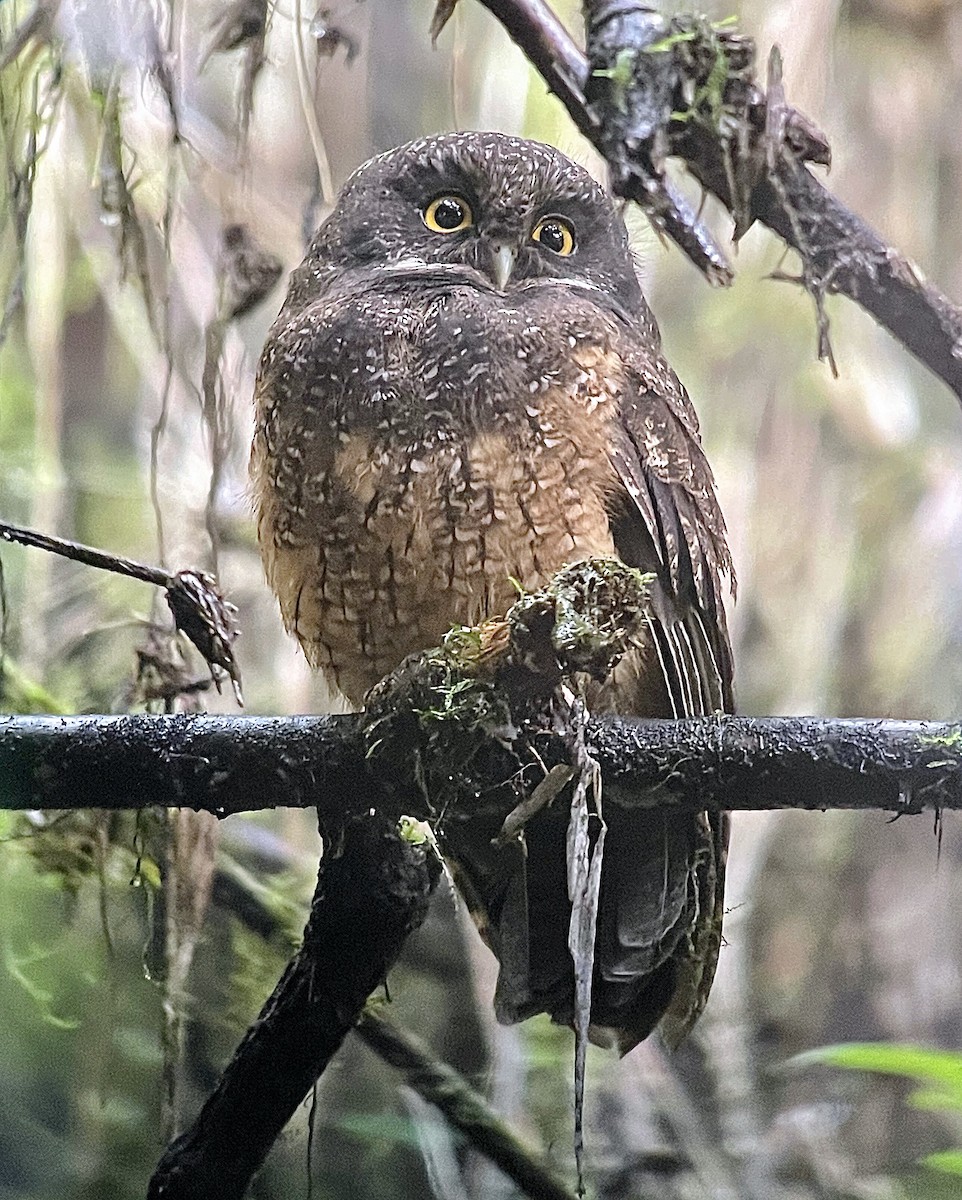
[586,715,962,815]
[0,713,366,816]
[1,714,959,817]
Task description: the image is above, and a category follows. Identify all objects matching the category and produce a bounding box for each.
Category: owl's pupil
[434,198,465,229]
[539,222,566,253]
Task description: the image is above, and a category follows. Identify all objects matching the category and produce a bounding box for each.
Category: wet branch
[0,712,959,817]
[450,0,962,401]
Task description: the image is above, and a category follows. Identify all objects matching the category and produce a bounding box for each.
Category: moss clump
[359,558,653,815]
[509,558,652,679]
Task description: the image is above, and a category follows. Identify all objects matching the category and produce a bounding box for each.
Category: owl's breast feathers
[254,278,653,705]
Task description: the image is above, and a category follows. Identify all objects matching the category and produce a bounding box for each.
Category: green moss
[522,557,652,673]
[396,816,436,847]
[362,558,653,820]
[919,728,962,750]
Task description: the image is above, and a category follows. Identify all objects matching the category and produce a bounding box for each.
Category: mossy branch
[0,712,958,818]
[2,557,956,822]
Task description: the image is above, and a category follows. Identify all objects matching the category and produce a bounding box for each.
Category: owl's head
[304,131,644,316]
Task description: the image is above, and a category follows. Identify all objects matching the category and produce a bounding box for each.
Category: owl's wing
[608,351,735,716]
[592,347,734,1050]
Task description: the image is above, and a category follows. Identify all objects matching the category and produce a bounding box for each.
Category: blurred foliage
[0,0,959,1197]
[795,1043,962,1183]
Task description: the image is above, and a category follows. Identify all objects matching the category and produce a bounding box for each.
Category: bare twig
[201,0,268,147]
[0,519,172,587]
[0,521,241,696]
[356,1010,577,1200]
[0,3,55,72]
[291,0,335,206]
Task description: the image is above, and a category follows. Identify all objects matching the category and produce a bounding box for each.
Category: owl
[251,131,734,1053]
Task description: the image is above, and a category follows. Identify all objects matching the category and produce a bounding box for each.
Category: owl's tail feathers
[594,806,723,1054]
[450,804,724,1056]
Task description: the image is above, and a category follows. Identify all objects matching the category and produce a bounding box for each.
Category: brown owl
[252,131,734,1053]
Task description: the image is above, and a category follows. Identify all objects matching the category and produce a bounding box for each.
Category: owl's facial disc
[308,133,644,316]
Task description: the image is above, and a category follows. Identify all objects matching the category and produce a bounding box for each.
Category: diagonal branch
[147,810,442,1200]
[356,1010,578,1200]
[448,0,962,402]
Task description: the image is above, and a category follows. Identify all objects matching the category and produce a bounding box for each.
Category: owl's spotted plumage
[252,131,734,1052]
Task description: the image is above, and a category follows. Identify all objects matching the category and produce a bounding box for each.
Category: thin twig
[0,522,242,696]
[356,1010,577,1200]
[0,519,173,587]
[292,0,335,206]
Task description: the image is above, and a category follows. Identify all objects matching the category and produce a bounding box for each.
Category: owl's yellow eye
[423,195,473,234]
[531,216,575,256]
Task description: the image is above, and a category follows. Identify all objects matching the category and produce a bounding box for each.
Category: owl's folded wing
[608,357,735,717]
[593,357,734,1049]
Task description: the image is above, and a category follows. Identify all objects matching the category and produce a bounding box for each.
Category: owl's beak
[489,243,518,292]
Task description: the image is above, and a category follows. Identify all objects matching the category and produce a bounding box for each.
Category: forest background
[1,1,961,1198]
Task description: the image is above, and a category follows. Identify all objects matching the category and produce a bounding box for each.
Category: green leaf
[792,1043,962,1182]
[923,1151,962,1177]
[791,1043,962,1103]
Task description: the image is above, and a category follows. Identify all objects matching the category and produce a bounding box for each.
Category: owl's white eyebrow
[383,263,609,296]
[516,276,633,323]
[516,277,601,297]
[364,258,498,290]
[348,261,633,323]
[389,256,441,272]
[395,257,479,275]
